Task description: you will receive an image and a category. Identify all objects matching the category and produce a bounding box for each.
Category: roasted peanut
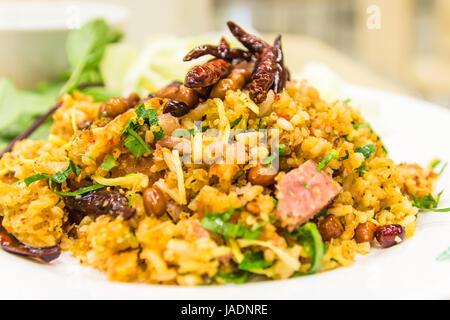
[247,165,277,186]
[126,92,140,107]
[246,202,260,214]
[375,224,405,248]
[143,186,167,217]
[317,214,344,241]
[355,222,377,243]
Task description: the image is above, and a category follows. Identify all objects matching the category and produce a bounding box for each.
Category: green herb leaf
[352,122,372,130]
[238,252,273,271]
[437,247,450,261]
[411,192,449,212]
[272,196,278,208]
[278,144,286,156]
[20,173,51,186]
[261,144,286,165]
[355,163,368,174]
[342,98,351,104]
[201,206,262,239]
[78,153,95,161]
[293,222,325,274]
[317,149,339,172]
[60,19,122,95]
[123,127,151,158]
[355,144,376,159]
[53,184,105,196]
[214,270,249,284]
[101,154,117,171]
[230,116,242,128]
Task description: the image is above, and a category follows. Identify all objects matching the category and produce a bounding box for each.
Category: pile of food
[0,22,445,286]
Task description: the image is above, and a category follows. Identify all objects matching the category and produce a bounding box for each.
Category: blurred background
[1,0,449,107]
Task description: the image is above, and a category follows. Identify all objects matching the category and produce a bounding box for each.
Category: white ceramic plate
[1,84,449,300]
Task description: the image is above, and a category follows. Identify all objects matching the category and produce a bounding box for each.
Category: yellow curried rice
[0,80,439,286]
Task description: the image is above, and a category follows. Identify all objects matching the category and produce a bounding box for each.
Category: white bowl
[0,1,129,87]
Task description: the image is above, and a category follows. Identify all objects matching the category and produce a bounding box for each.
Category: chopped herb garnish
[53,184,105,196]
[292,222,325,274]
[214,270,250,284]
[303,181,310,190]
[411,191,450,212]
[261,144,287,165]
[381,145,388,154]
[352,121,372,130]
[355,163,368,174]
[123,126,151,158]
[430,159,441,169]
[278,144,286,156]
[317,149,348,172]
[174,125,209,137]
[314,208,327,218]
[436,247,450,261]
[272,196,278,208]
[238,252,273,271]
[200,206,263,239]
[20,173,51,186]
[230,116,242,128]
[342,98,351,104]
[78,153,95,161]
[355,144,376,159]
[258,116,267,129]
[101,154,117,171]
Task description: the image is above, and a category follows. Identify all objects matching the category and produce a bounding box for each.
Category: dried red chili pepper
[248,46,277,103]
[273,35,290,93]
[183,37,251,62]
[226,21,281,103]
[226,21,269,54]
[185,58,231,88]
[0,220,61,263]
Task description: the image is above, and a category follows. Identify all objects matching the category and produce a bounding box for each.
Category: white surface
[0,1,129,87]
[1,84,449,300]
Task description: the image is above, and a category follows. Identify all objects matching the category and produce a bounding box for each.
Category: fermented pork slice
[276,160,342,231]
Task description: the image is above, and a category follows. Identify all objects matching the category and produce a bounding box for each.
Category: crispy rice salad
[0,22,446,286]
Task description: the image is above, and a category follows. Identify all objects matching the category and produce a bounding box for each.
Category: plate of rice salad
[0,20,449,299]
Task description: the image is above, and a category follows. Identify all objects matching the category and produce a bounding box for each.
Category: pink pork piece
[276,160,342,231]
